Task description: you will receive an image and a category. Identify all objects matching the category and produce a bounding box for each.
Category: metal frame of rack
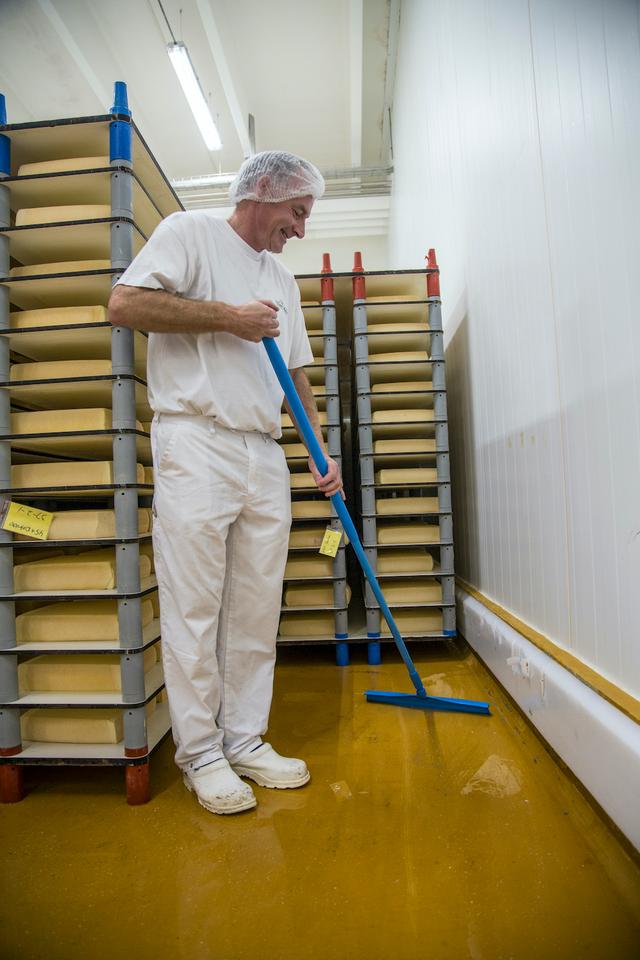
[350,252,456,663]
[278,259,350,664]
[0,83,182,804]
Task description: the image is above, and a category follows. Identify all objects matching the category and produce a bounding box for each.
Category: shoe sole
[231,767,311,790]
[182,774,257,815]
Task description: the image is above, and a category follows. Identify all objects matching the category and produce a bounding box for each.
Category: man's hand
[231,300,280,342]
[308,455,344,498]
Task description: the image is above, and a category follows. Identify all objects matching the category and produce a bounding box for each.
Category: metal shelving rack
[277,257,350,664]
[351,252,456,663]
[0,83,182,804]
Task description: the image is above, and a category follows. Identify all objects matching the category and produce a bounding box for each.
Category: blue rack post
[109,82,150,786]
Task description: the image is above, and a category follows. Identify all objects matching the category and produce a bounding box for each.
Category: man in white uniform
[108,152,342,815]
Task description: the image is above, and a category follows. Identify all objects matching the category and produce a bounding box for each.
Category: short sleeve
[287,281,314,370]
[115,212,195,295]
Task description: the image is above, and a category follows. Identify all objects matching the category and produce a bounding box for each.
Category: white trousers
[151,414,291,772]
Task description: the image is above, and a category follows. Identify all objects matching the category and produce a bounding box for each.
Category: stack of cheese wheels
[1,142,178,764]
[277,291,349,641]
[354,283,446,639]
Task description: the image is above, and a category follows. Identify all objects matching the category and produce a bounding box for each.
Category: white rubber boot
[183,758,257,814]
[230,743,310,789]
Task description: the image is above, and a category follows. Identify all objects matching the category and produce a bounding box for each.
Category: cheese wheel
[10,259,111,278]
[288,526,327,548]
[366,295,421,303]
[284,584,351,607]
[21,708,124,744]
[279,611,336,637]
[377,523,440,545]
[10,408,143,435]
[376,497,439,516]
[371,408,434,424]
[380,609,443,634]
[375,468,438,485]
[138,541,155,573]
[17,156,109,176]
[281,443,308,458]
[16,598,154,644]
[290,500,332,519]
[11,461,145,489]
[284,555,334,579]
[372,381,432,393]
[374,439,436,455]
[15,205,111,226]
[20,508,152,541]
[150,590,160,619]
[282,410,328,428]
[366,323,429,334]
[13,548,152,592]
[18,647,157,692]
[10,359,114,382]
[368,351,429,362]
[9,305,107,329]
[380,581,443,604]
[376,549,434,573]
[290,472,315,489]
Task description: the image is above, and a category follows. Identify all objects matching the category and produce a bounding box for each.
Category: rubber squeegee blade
[365,690,491,715]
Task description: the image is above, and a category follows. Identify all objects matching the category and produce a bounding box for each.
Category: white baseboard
[457,587,640,851]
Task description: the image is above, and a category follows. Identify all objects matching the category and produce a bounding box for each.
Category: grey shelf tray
[0,620,161,655]
[0,701,172,766]
[3,577,158,602]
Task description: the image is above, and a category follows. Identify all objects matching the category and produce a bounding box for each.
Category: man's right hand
[230,300,280,342]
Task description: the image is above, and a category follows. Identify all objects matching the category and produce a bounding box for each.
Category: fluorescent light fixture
[167,41,222,151]
[172,172,236,189]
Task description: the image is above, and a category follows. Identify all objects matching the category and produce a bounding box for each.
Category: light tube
[167,41,222,151]
[172,173,236,189]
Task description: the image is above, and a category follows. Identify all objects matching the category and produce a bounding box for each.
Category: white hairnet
[229,151,325,204]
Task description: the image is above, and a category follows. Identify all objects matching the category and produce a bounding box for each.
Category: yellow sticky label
[319,527,342,558]
[1,501,54,541]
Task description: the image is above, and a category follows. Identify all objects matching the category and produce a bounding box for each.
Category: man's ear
[256,175,271,198]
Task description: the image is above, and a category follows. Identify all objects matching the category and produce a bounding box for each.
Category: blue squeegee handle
[263,336,428,699]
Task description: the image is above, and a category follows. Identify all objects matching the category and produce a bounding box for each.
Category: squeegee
[264,337,490,716]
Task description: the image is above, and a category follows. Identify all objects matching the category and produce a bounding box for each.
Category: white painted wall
[202,196,390,274]
[389,0,640,698]
[279,234,388,275]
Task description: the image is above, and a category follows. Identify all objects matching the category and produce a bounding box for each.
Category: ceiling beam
[349,0,363,167]
[36,0,110,111]
[195,0,252,158]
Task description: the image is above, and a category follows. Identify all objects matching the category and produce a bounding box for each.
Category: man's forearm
[108,285,235,334]
[287,368,326,454]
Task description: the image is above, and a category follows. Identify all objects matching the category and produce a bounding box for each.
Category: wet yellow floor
[2,642,640,960]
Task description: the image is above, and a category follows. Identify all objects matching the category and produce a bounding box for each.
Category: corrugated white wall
[389,0,640,697]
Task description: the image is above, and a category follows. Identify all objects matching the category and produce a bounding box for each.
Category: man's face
[257,195,314,253]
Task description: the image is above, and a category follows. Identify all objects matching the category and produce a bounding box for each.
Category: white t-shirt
[116,211,313,438]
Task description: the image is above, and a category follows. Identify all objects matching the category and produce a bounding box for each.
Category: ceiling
[0,0,398,196]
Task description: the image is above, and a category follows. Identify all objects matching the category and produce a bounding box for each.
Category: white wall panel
[389,0,640,696]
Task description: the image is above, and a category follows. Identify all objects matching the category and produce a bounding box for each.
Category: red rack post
[320,252,334,301]
[352,251,366,300]
[426,248,440,297]
[0,763,24,803]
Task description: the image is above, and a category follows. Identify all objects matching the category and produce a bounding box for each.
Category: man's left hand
[308,455,344,498]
